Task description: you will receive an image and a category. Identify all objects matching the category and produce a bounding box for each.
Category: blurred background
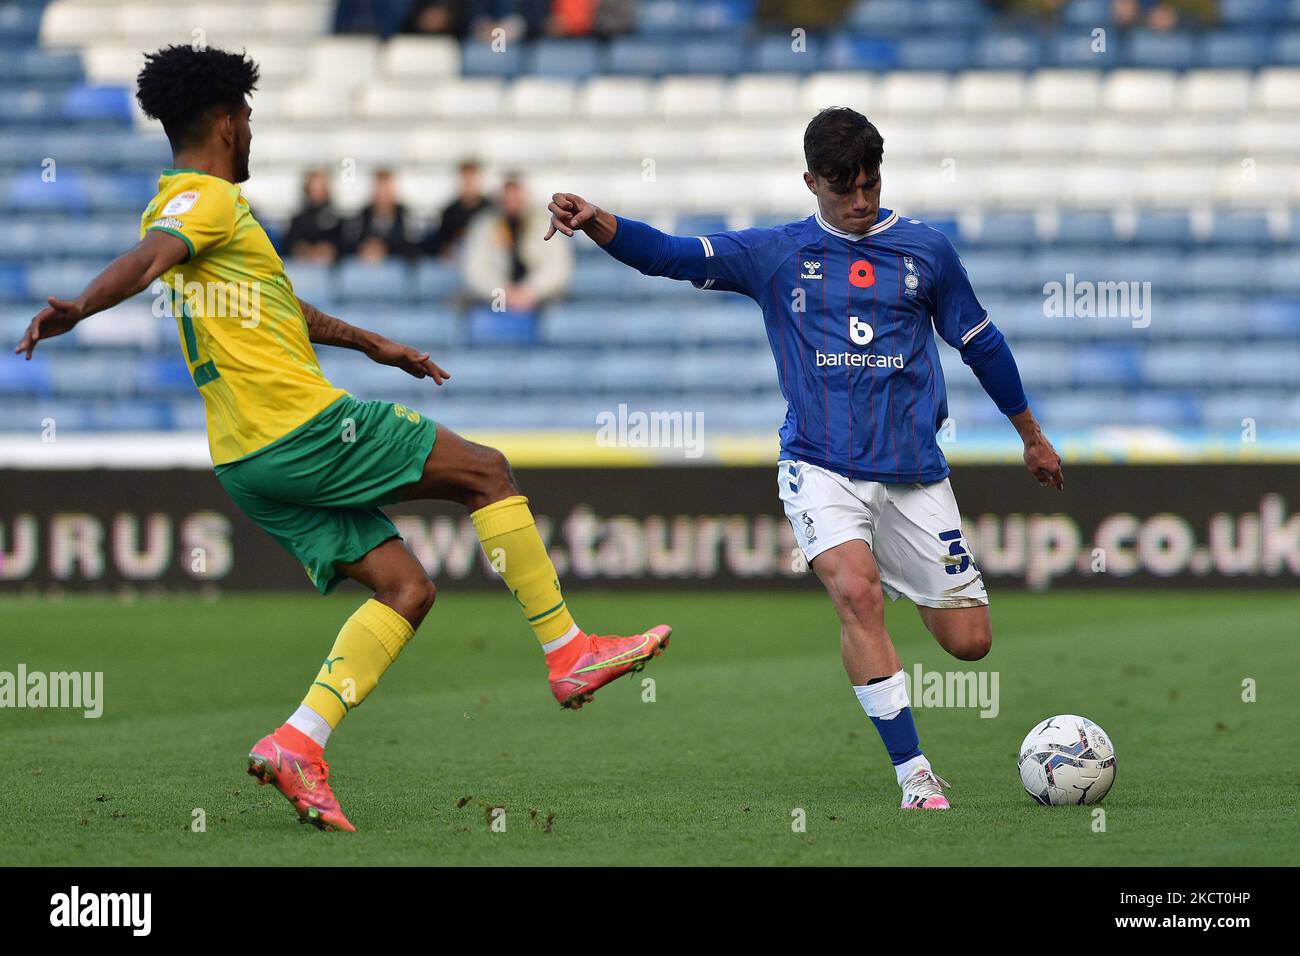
[1,0,1298,591]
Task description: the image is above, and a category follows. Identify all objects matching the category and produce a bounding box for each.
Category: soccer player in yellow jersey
[13,45,670,832]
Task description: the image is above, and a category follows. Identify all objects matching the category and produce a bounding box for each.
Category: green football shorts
[216,395,438,595]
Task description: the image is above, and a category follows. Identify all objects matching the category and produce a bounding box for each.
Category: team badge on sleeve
[162,190,200,216]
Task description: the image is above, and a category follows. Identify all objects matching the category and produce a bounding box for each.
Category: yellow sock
[471,495,576,645]
[303,598,414,729]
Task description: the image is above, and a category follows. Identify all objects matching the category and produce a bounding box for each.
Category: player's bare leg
[917,605,992,662]
[399,423,670,709]
[812,539,949,809]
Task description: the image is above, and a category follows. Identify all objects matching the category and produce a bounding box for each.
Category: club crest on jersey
[902,256,920,298]
[162,191,200,216]
[800,259,823,280]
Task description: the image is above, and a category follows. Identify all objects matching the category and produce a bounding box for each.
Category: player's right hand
[14,296,84,359]
[545,192,596,239]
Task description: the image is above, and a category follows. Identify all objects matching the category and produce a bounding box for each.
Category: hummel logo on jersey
[800,259,823,280]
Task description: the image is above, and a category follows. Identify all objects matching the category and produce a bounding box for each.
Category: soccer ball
[1018,715,1116,806]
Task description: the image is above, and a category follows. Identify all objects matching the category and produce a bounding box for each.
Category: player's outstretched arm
[14,230,189,359]
[545,191,765,296]
[296,297,449,384]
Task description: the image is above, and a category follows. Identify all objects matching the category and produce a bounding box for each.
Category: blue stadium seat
[1200,32,1273,67]
[972,32,1043,70]
[135,357,195,395]
[1063,0,1112,27]
[590,351,678,392]
[284,261,333,304]
[1181,251,1259,293]
[25,260,103,298]
[369,307,460,348]
[1130,212,1193,246]
[0,88,61,124]
[1219,0,1288,26]
[0,262,27,300]
[1226,349,1300,386]
[824,34,899,70]
[338,260,410,302]
[85,400,171,430]
[1245,298,1300,337]
[1124,30,1196,69]
[1210,210,1274,246]
[0,4,42,44]
[413,259,462,299]
[895,36,972,70]
[962,212,1038,248]
[1272,30,1300,62]
[466,305,539,345]
[1261,252,1300,293]
[460,41,526,76]
[1049,32,1120,68]
[847,0,915,35]
[677,38,747,73]
[749,33,824,73]
[607,37,676,74]
[0,356,50,395]
[1071,346,1143,387]
[528,38,603,78]
[1055,212,1116,246]
[61,85,134,124]
[0,50,83,84]
[675,214,730,236]
[917,0,993,31]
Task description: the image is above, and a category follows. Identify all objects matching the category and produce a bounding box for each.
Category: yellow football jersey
[140,169,345,465]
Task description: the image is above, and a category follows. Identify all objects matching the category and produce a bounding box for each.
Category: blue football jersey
[646,208,995,483]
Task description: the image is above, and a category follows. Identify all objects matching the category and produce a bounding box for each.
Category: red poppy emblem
[849,259,875,288]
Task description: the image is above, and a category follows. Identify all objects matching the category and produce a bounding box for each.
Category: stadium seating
[0,0,1297,442]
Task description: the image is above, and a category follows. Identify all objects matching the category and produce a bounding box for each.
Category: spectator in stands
[284,169,344,263]
[1112,0,1217,31]
[757,0,855,30]
[421,159,490,258]
[342,168,416,262]
[461,173,571,312]
[401,0,550,39]
[549,0,638,37]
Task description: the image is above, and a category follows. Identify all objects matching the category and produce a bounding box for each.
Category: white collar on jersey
[815,208,899,241]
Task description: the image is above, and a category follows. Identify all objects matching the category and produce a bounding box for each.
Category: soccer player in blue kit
[545,107,1065,810]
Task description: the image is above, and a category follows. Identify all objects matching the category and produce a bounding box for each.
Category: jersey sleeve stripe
[697,236,714,258]
[148,225,195,262]
[960,315,991,346]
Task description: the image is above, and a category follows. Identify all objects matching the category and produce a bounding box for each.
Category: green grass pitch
[1,589,1295,866]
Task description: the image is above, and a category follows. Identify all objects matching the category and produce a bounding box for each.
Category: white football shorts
[777,459,988,608]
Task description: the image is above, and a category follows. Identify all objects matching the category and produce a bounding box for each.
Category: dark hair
[803,107,885,193]
[136,45,259,150]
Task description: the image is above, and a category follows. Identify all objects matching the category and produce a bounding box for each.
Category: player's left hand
[368,338,450,384]
[1024,434,1064,490]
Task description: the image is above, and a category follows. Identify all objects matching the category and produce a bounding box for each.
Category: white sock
[287,704,332,748]
[894,753,932,787]
[541,623,581,655]
[853,671,929,786]
[852,669,909,720]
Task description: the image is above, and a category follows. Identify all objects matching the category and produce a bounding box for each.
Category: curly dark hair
[803,107,885,193]
[136,45,259,149]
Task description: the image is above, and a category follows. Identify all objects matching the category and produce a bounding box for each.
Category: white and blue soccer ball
[1018,715,1116,806]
